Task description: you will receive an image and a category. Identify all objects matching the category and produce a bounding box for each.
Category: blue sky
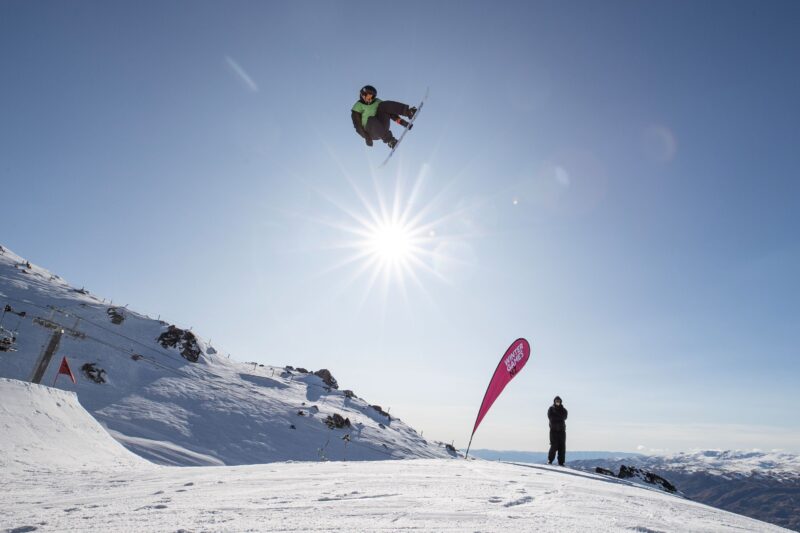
[2,0,799,453]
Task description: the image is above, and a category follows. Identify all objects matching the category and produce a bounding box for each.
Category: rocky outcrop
[314,369,338,389]
[618,465,678,493]
[324,413,351,429]
[107,307,125,325]
[157,325,202,363]
[81,363,107,384]
[593,464,677,494]
[370,405,390,418]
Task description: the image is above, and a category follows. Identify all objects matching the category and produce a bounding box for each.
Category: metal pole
[465,434,474,460]
[30,329,63,384]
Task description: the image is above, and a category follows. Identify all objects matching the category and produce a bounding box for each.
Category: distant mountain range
[568,450,800,532]
[468,449,644,463]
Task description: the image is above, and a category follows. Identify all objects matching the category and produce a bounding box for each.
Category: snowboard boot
[386,137,398,149]
[406,106,417,120]
[391,115,413,130]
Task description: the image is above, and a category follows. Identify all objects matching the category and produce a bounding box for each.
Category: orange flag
[53,356,76,385]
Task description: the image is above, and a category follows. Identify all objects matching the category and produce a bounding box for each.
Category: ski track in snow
[4,459,791,532]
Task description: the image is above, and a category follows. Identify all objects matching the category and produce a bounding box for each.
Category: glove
[365,137,373,147]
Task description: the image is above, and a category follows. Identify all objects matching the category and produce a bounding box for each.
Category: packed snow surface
[1,378,790,532]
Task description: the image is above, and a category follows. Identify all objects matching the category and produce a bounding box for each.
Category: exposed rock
[107,307,125,325]
[343,390,355,399]
[445,443,457,454]
[595,467,616,477]
[370,405,390,418]
[314,369,338,389]
[295,367,309,374]
[157,325,201,363]
[324,413,351,429]
[618,465,677,493]
[81,363,107,384]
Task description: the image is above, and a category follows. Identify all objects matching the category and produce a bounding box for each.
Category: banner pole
[465,434,474,460]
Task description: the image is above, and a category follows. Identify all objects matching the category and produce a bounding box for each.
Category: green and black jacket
[351,98,382,139]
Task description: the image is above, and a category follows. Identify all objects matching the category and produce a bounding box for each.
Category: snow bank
[0,377,147,471]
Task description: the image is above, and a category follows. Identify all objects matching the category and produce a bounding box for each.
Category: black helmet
[554,396,562,404]
[360,85,377,100]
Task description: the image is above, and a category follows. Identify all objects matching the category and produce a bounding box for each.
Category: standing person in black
[547,396,568,465]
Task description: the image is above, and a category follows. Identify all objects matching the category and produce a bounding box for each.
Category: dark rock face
[81,363,107,384]
[591,464,677,493]
[370,405,390,418]
[324,413,351,429]
[157,325,201,362]
[343,390,355,399]
[618,465,678,493]
[314,369,338,389]
[107,307,125,325]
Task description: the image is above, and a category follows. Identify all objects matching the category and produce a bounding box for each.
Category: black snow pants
[365,101,410,142]
[548,430,566,465]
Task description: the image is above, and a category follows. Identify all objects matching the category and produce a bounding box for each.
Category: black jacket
[548,404,568,432]
[351,110,369,140]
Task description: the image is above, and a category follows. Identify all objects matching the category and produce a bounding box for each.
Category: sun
[306,161,480,306]
[311,165,447,300]
[367,220,415,263]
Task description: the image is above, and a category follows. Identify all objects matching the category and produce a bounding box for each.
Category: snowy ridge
[0,381,790,532]
[653,449,800,479]
[0,244,453,464]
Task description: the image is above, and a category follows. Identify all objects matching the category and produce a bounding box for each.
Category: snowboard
[379,88,429,168]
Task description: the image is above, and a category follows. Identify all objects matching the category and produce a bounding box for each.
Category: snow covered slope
[0,378,147,471]
[0,244,453,465]
[0,382,789,532]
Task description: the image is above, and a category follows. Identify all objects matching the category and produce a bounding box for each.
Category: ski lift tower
[29,308,85,384]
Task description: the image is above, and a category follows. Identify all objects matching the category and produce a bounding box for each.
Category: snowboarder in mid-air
[351,85,417,149]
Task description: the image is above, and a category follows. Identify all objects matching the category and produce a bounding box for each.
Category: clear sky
[2,0,799,453]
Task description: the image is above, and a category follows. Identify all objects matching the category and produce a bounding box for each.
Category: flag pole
[465,434,475,460]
